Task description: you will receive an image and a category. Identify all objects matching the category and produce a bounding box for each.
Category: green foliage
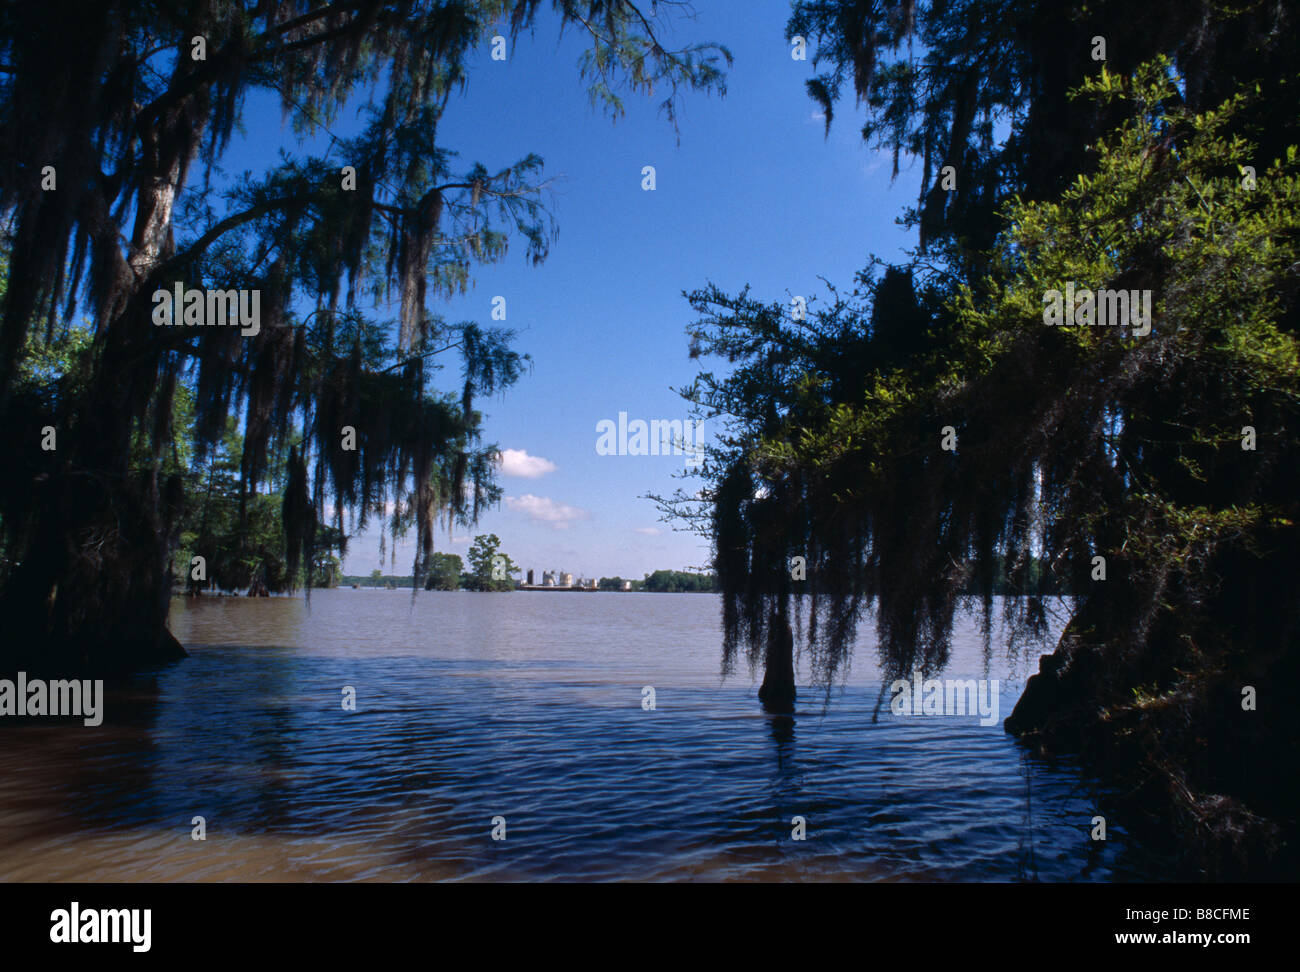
[424,552,464,591]
[786,0,1297,259]
[174,416,344,594]
[464,533,519,591]
[641,569,716,592]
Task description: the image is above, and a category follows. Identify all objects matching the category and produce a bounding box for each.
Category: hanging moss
[0,1,730,672]
[668,61,1299,874]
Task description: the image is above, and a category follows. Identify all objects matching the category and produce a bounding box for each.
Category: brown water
[0,591,1170,881]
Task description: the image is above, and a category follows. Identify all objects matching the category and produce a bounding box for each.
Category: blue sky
[228,0,921,579]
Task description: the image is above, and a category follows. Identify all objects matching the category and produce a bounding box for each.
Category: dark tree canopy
[789,0,1297,254]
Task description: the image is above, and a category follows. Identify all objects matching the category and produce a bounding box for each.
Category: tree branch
[154,193,313,277]
[380,340,465,373]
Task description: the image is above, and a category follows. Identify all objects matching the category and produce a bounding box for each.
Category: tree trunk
[0,465,187,677]
[758,606,796,713]
[0,288,188,676]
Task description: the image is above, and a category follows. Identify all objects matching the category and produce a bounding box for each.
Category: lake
[0,591,1171,881]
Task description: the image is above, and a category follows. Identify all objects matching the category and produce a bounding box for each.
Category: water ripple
[0,592,1169,881]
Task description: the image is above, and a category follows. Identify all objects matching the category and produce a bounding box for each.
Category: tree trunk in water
[0,298,187,677]
[0,465,187,677]
[758,607,796,713]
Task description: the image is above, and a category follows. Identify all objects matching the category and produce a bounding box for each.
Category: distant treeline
[339,574,419,589]
[639,570,717,592]
[337,567,720,592]
[592,570,718,592]
[340,562,1061,594]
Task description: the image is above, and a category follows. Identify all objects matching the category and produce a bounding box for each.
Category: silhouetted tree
[0,0,728,673]
[668,48,1299,873]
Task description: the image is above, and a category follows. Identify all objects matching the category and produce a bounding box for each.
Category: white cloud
[634,527,661,536]
[505,494,589,530]
[498,448,557,478]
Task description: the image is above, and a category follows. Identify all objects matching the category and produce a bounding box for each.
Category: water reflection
[0,592,1167,881]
